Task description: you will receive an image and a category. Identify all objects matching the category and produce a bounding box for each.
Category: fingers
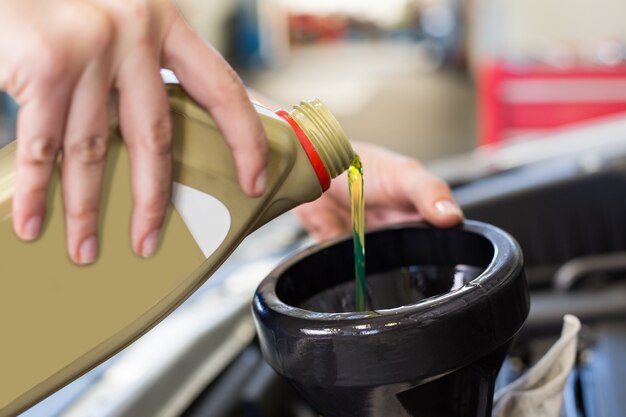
[162,15,268,197]
[117,50,172,258]
[294,198,352,242]
[60,61,112,264]
[352,142,463,228]
[400,166,464,228]
[12,85,73,241]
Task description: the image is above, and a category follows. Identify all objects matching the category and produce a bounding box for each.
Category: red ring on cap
[275,109,331,191]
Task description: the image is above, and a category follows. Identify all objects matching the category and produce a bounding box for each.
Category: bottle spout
[289,99,355,182]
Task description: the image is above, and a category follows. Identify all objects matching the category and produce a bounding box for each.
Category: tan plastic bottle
[0,78,355,417]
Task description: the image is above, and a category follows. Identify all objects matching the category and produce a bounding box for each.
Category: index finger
[13,88,72,240]
[162,15,267,197]
[401,169,464,228]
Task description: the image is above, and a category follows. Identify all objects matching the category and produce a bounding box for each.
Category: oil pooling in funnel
[348,156,367,311]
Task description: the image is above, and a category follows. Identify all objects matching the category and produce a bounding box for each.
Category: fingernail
[79,235,98,265]
[253,170,267,196]
[141,230,160,258]
[435,200,464,218]
[22,216,42,240]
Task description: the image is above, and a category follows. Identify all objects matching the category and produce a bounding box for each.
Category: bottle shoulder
[167,84,298,160]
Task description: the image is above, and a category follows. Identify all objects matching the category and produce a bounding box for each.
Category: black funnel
[252,221,529,417]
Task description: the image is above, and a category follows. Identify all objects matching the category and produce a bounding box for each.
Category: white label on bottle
[171,182,231,258]
[252,102,284,122]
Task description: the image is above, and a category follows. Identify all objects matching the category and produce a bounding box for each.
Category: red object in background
[288,14,347,44]
[478,61,626,146]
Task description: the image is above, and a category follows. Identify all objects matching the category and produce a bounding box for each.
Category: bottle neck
[277,99,354,190]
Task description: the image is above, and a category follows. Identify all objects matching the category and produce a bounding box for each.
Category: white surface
[171,182,231,258]
[253,102,284,121]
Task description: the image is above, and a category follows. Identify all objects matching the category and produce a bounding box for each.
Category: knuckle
[212,65,246,106]
[87,14,115,54]
[136,196,169,221]
[120,0,151,27]
[142,117,172,155]
[35,46,70,84]
[67,204,99,224]
[400,158,423,173]
[66,136,108,165]
[66,3,114,53]
[223,65,243,88]
[429,174,449,189]
[228,128,263,156]
[252,128,268,151]
[131,0,150,20]
[428,175,451,194]
[20,137,59,164]
[229,129,267,176]
[15,184,48,205]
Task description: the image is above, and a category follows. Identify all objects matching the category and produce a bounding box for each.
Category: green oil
[348,156,367,311]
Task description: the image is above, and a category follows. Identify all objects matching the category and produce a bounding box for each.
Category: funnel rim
[254,220,523,325]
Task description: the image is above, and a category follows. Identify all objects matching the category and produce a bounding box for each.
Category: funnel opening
[275,224,494,314]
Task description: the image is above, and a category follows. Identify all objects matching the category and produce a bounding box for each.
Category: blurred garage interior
[3,0,626,416]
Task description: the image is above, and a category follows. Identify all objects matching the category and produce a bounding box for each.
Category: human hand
[294,142,463,241]
[0,0,267,264]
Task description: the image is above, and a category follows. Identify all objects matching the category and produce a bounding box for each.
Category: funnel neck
[277,99,354,190]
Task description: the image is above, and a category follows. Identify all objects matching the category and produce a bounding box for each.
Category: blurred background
[7,1,626,416]
[178,0,475,161]
[3,0,626,162]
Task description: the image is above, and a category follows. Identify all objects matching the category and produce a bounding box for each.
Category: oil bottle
[0,78,355,417]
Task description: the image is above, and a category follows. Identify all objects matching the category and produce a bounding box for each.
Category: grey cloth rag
[492,314,581,417]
